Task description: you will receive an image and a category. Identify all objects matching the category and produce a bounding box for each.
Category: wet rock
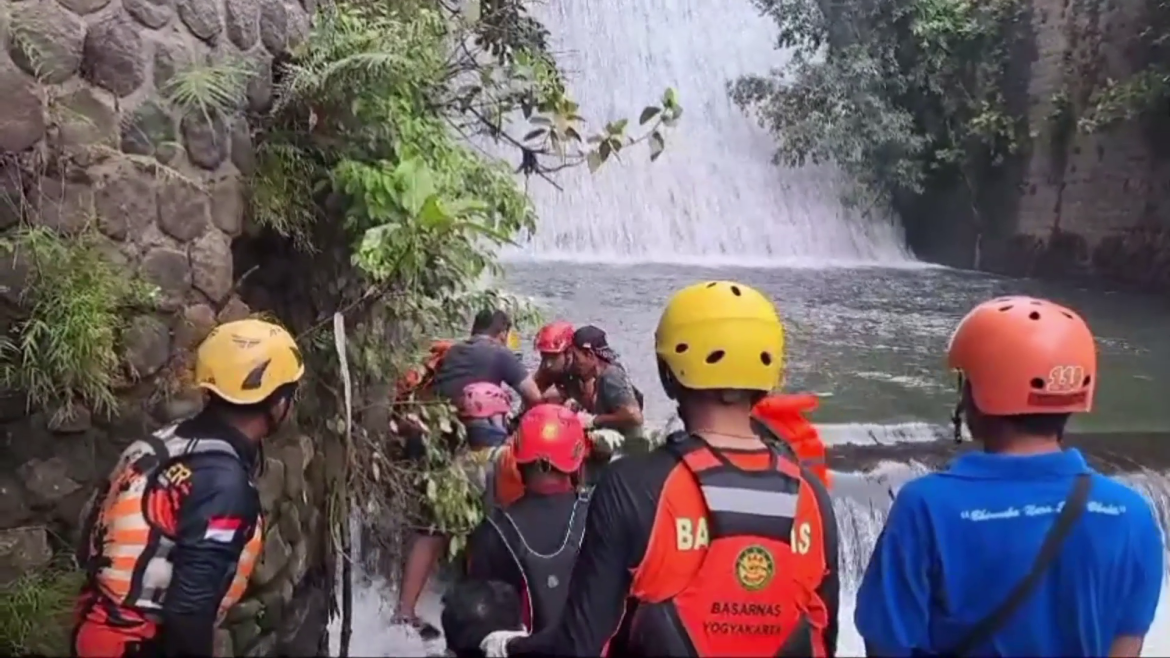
[245,633,277,657]
[58,0,113,16]
[190,229,233,302]
[245,59,272,113]
[285,539,307,584]
[0,527,52,586]
[300,0,316,15]
[217,295,250,322]
[227,597,263,623]
[259,0,288,54]
[152,38,187,91]
[84,15,147,97]
[47,402,92,433]
[125,0,175,28]
[123,315,172,378]
[121,101,176,159]
[0,67,45,153]
[139,246,192,311]
[257,588,285,631]
[278,501,301,544]
[253,525,290,587]
[230,619,262,655]
[0,475,32,528]
[214,628,233,658]
[18,457,82,504]
[257,457,285,513]
[280,442,309,499]
[6,1,85,84]
[176,303,217,349]
[94,161,158,241]
[158,178,211,242]
[33,178,93,234]
[287,9,308,49]
[210,176,244,236]
[181,113,229,170]
[178,0,222,43]
[230,121,257,174]
[226,0,260,49]
[53,87,119,164]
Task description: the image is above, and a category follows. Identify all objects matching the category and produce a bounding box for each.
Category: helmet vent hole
[997,305,1014,312]
[1062,311,1074,319]
[1028,311,1041,320]
[1083,375,1092,386]
[1030,377,1045,389]
[760,352,772,365]
[674,343,689,354]
[706,282,718,288]
[730,285,742,296]
[705,350,725,364]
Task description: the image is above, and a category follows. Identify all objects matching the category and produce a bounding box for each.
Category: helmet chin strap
[951,373,965,444]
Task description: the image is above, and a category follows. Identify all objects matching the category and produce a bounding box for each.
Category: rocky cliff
[905,0,1170,291]
[0,0,336,653]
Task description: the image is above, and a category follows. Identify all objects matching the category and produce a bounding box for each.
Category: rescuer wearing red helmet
[464,404,592,634]
[532,321,583,406]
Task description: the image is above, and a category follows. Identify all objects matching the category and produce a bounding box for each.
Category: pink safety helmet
[459,382,512,419]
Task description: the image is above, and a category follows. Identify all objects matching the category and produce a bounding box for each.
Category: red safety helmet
[514,404,588,473]
[534,321,574,355]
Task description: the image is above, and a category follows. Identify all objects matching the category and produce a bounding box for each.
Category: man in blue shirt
[855,296,1164,657]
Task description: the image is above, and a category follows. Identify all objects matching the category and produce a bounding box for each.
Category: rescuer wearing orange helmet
[482,280,840,657]
[464,404,592,634]
[855,297,1163,657]
[73,319,304,658]
[532,321,582,405]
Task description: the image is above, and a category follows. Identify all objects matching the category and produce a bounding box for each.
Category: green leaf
[599,140,612,162]
[418,195,451,228]
[639,106,661,125]
[649,131,665,162]
[587,151,603,173]
[606,118,629,136]
[523,128,547,142]
[662,87,679,109]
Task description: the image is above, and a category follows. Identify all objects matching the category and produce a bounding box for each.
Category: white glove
[577,411,596,429]
[480,630,528,658]
[589,428,625,453]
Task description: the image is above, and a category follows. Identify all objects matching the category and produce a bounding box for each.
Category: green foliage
[1078,0,1170,133]
[0,227,157,420]
[730,0,1024,214]
[0,564,83,656]
[250,0,679,560]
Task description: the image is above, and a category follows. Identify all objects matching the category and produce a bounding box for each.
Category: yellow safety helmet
[655,281,785,392]
[194,319,305,405]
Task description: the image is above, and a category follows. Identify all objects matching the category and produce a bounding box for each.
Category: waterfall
[499,0,915,266]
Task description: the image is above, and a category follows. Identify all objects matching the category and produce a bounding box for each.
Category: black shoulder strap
[946,473,1093,656]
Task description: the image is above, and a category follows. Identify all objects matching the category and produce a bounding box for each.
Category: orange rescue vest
[629,439,832,657]
[751,394,831,490]
[81,424,263,622]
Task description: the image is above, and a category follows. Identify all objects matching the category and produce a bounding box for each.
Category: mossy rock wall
[0,0,335,654]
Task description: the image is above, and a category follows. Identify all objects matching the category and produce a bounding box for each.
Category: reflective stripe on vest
[86,423,263,621]
[685,448,802,543]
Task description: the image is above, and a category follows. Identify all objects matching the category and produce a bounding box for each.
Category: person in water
[568,325,647,453]
[396,309,541,639]
[532,321,583,405]
[854,296,1163,657]
[73,319,304,658]
[441,580,525,658]
[481,280,840,657]
[464,404,591,634]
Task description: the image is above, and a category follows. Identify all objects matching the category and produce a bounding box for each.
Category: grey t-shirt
[594,364,647,452]
[432,336,528,402]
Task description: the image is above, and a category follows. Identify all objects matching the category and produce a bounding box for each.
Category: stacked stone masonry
[0,0,329,653]
[975,0,1170,289]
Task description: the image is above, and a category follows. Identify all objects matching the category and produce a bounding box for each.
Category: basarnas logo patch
[735,545,775,591]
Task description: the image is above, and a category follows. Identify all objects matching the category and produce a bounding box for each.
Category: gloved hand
[589,428,625,454]
[577,411,596,429]
[480,630,528,658]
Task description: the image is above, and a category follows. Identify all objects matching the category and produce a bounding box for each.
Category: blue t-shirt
[855,449,1164,657]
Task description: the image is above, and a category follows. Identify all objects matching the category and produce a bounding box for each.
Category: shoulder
[1085,472,1159,526]
[599,365,632,387]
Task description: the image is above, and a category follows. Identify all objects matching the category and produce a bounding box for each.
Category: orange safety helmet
[947,296,1097,416]
[534,321,575,354]
[513,404,588,473]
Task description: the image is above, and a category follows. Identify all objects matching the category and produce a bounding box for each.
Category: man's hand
[577,411,596,430]
[589,429,624,454]
[481,630,528,657]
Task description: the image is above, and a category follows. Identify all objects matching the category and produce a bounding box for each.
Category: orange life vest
[487,443,526,509]
[80,424,263,623]
[628,439,832,656]
[394,339,456,401]
[751,394,831,490]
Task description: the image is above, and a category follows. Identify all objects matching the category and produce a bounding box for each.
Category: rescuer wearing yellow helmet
[481,281,841,657]
[74,319,304,658]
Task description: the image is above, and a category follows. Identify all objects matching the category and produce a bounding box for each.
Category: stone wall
[904,0,1170,291]
[0,0,333,653]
